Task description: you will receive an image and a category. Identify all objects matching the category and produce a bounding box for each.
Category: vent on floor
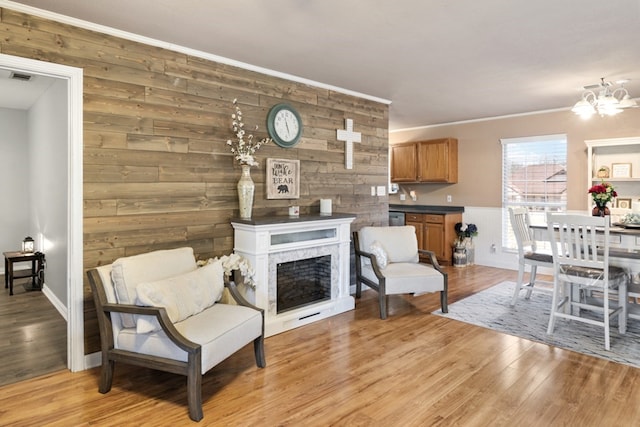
[10,72,33,81]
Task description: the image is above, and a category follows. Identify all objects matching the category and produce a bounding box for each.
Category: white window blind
[501,134,567,251]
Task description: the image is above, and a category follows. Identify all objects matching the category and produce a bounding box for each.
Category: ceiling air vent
[10,72,33,81]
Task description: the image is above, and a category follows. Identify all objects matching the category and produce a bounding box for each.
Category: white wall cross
[336,118,361,169]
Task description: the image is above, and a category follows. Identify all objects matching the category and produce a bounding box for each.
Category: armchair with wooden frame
[353,225,448,319]
[87,247,265,422]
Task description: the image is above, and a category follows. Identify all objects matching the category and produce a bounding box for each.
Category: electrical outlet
[447,195,452,203]
[399,194,406,201]
[370,186,376,196]
[377,186,386,196]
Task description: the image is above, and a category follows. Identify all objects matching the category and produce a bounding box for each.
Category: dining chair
[545,212,628,350]
[508,207,554,306]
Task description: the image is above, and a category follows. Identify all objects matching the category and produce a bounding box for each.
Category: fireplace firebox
[277,255,332,313]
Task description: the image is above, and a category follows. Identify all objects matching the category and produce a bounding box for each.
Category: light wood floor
[2,265,640,426]
[0,275,66,386]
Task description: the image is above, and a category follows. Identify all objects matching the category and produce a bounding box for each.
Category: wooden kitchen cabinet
[405,213,424,249]
[424,214,445,259]
[390,143,418,182]
[390,138,458,183]
[404,212,462,265]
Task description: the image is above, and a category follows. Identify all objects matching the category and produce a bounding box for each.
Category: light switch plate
[376,186,386,196]
[370,186,376,196]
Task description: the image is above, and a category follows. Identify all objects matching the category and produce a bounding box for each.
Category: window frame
[501,134,567,252]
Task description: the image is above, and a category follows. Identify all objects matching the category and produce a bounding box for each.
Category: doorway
[0,53,84,372]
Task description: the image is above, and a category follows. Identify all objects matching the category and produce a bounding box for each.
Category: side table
[3,251,46,296]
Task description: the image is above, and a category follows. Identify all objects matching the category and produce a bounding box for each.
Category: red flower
[588,181,616,205]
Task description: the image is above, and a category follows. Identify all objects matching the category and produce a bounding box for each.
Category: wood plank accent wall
[0,8,390,354]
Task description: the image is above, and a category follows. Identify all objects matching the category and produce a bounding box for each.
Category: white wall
[0,108,29,254]
[28,79,69,304]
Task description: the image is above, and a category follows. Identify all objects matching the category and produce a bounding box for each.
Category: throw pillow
[369,240,389,269]
[134,260,224,333]
[111,247,197,328]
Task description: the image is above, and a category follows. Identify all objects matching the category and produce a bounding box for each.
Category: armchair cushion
[111,247,198,327]
[359,226,419,264]
[360,261,444,295]
[117,303,263,374]
[134,260,225,333]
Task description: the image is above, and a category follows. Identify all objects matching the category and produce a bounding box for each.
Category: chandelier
[571,78,637,118]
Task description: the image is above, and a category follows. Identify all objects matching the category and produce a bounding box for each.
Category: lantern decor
[22,236,34,253]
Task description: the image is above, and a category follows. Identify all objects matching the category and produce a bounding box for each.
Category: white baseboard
[85,351,101,370]
[42,284,68,321]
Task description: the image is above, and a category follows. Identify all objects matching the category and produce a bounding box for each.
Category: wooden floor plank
[1,265,640,425]
[0,275,67,387]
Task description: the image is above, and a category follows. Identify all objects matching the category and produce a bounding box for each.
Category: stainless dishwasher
[389,211,405,226]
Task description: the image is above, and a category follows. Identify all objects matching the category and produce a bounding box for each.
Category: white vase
[237,164,255,219]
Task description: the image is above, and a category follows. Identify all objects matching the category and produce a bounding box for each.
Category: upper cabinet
[585,137,640,211]
[390,143,418,182]
[390,138,458,183]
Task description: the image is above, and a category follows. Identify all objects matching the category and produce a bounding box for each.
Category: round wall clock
[267,103,303,148]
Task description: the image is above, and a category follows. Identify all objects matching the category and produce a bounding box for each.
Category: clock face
[274,109,299,142]
[267,104,303,148]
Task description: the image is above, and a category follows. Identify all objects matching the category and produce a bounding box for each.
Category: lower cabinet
[405,215,424,249]
[405,212,462,265]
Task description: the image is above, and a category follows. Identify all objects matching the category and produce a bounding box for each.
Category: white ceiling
[0,68,56,109]
[5,0,640,130]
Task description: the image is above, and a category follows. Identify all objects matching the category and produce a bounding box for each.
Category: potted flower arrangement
[226,99,270,167]
[588,180,617,216]
[454,222,478,244]
[226,99,271,219]
[453,222,478,267]
[197,253,257,289]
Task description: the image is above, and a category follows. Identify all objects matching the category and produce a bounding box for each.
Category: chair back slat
[509,207,537,255]
[547,213,607,271]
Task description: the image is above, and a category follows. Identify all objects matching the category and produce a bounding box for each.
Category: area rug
[433,281,640,369]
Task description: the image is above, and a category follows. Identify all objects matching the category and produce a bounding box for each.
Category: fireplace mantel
[231,213,356,336]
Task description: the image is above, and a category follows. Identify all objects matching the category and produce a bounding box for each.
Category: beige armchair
[87,247,265,422]
[353,226,448,319]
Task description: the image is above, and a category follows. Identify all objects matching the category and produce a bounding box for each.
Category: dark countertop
[231,212,357,226]
[389,204,465,214]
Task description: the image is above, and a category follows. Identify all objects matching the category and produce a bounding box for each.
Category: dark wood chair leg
[440,291,448,313]
[98,357,114,393]
[187,355,203,422]
[379,293,388,320]
[440,275,448,313]
[254,336,266,368]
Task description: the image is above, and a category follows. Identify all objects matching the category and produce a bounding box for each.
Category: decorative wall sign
[336,118,361,169]
[611,163,632,178]
[616,198,632,209]
[266,158,300,199]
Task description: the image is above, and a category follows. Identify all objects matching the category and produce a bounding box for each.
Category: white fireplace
[231,214,356,337]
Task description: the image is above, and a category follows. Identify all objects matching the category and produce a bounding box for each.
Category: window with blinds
[501,134,567,251]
